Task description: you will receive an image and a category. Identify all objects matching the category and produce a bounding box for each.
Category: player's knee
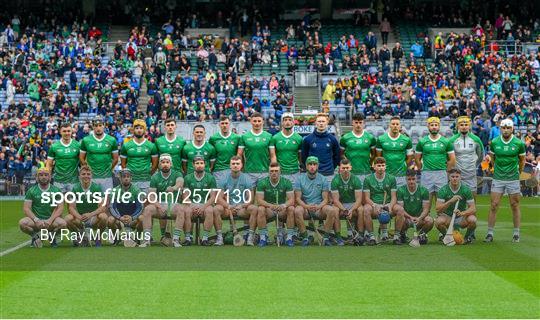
[467,215,477,225]
[55,218,67,229]
[435,216,447,227]
[424,216,434,225]
[294,207,303,216]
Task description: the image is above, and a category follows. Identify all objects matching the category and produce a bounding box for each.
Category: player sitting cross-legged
[393,169,434,244]
[19,165,67,248]
[65,165,108,247]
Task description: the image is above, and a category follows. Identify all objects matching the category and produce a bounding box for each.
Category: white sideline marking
[0,240,31,257]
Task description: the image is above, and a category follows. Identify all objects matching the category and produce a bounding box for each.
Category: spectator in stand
[379,18,392,45]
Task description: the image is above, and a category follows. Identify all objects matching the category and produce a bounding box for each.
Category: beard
[134,133,144,139]
[429,129,439,135]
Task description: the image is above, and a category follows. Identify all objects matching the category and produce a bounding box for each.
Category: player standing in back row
[376,116,413,187]
[181,125,216,175]
[238,112,273,187]
[270,112,303,186]
[155,118,186,172]
[485,119,526,243]
[415,117,455,207]
[340,113,376,184]
[47,122,80,192]
[209,115,241,186]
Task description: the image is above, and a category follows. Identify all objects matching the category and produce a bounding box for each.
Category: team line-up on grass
[18,111,526,248]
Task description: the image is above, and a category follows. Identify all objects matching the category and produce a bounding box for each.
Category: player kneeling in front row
[435,168,477,244]
[256,162,295,247]
[331,159,363,245]
[106,169,146,247]
[394,169,433,244]
[182,157,218,246]
[140,154,184,247]
[65,165,108,247]
[214,156,258,246]
[362,157,404,245]
[294,156,336,246]
[19,165,67,248]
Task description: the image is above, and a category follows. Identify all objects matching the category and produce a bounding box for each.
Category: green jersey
[396,184,429,216]
[269,131,303,174]
[155,135,186,172]
[25,184,62,219]
[437,183,474,216]
[239,130,272,173]
[183,172,217,204]
[376,133,413,177]
[80,133,118,178]
[72,182,103,214]
[416,135,454,171]
[362,173,397,205]
[340,131,377,174]
[120,139,158,182]
[489,135,526,181]
[256,176,293,205]
[150,169,183,193]
[47,139,80,183]
[331,174,362,204]
[181,141,216,174]
[209,131,241,172]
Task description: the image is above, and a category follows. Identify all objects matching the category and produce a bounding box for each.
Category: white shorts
[282,173,300,186]
[213,170,230,187]
[94,178,113,192]
[461,176,477,192]
[354,174,370,185]
[246,172,268,188]
[491,179,521,195]
[54,182,74,193]
[421,170,448,193]
[395,176,406,188]
[133,181,150,194]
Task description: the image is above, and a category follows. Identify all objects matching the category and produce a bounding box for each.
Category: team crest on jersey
[326,143,330,147]
[312,143,317,147]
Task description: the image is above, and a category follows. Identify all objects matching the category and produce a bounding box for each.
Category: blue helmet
[378,211,391,224]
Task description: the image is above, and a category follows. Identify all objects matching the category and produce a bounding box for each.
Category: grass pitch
[1,196,539,318]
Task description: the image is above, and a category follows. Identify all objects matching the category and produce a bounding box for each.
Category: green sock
[185,232,192,239]
[202,230,209,240]
[300,231,308,239]
[465,228,474,238]
[335,231,342,239]
[160,227,166,236]
[173,229,182,240]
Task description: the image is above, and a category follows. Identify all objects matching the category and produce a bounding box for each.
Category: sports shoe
[438,234,444,242]
[94,239,102,247]
[484,234,494,243]
[335,237,345,246]
[183,238,192,246]
[80,238,90,247]
[323,238,332,246]
[72,239,79,247]
[50,237,58,248]
[464,236,473,245]
[392,238,403,245]
[214,237,224,246]
[512,234,520,243]
[400,232,409,243]
[285,239,294,247]
[258,237,268,247]
[31,235,42,248]
[418,232,428,245]
[380,235,389,242]
[246,234,254,246]
[172,239,182,247]
[367,237,377,246]
[276,234,283,246]
[200,239,210,246]
[123,239,137,247]
[301,238,310,246]
[139,241,151,248]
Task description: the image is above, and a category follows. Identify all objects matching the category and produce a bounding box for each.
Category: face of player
[79,170,92,185]
[250,116,263,131]
[352,119,364,133]
[282,117,294,130]
[428,122,440,135]
[449,172,461,187]
[120,173,132,187]
[458,121,470,134]
[160,159,171,173]
[315,116,328,132]
[94,123,104,136]
[133,125,145,139]
[406,175,417,189]
[230,159,243,173]
[501,125,513,139]
[193,128,205,142]
[219,120,230,134]
[339,163,352,179]
[165,121,176,134]
[37,171,51,185]
[269,166,280,181]
[193,160,205,173]
[374,162,386,175]
[389,120,401,135]
[307,162,318,174]
[60,126,72,140]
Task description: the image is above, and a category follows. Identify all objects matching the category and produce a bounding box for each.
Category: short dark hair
[251,112,263,119]
[165,118,175,125]
[340,158,351,166]
[352,113,365,121]
[269,162,280,168]
[390,116,401,122]
[60,123,72,129]
[374,157,386,164]
[193,124,205,132]
[448,168,461,175]
[230,155,242,163]
[219,115,229,122]
[406,169,417,177]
